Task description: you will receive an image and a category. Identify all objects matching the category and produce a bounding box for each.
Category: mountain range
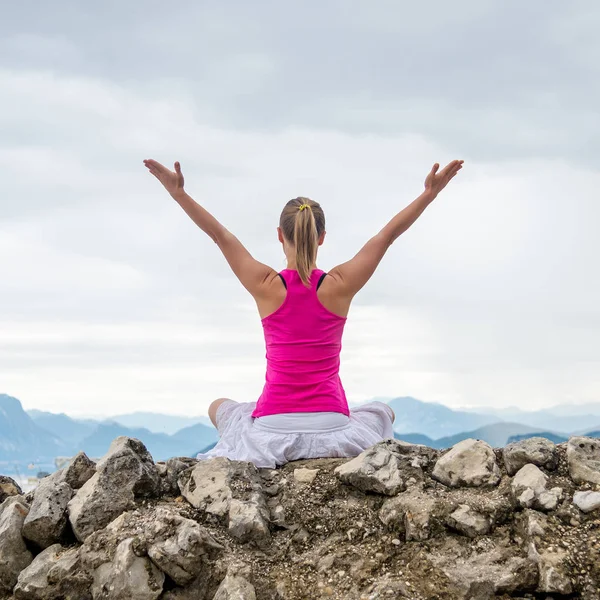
[3,393,600,477]
[0,394,218,472]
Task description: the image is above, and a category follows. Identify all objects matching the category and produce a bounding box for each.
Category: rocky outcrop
[0,477,23,504]
[68,437,159,542]
[2,435,600,599]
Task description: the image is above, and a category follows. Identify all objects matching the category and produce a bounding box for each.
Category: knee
[208,398,230,427]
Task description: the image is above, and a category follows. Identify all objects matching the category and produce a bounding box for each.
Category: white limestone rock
[446,504,491,538]
[0,496,33,593]
[567,436,600,485]
[212,574,256,600]
[432,439,501,488]
[91,538,164,600]
[14,544,91,600]
[573,490,600,513]
[503,437,557,475]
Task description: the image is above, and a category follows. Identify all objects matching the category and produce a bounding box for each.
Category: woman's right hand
[143,159,185,197]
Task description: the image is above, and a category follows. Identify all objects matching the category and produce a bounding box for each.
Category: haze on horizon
[1,1,599,417]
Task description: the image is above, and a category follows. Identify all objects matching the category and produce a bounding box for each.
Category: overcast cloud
[1,1,599,416]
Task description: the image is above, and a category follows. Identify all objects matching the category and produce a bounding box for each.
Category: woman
[143,157,463,467]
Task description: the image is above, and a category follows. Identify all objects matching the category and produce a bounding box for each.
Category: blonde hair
[280,197,325,287]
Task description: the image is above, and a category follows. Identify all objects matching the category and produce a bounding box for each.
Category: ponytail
[294,204,318,287]
[279,197,326,287]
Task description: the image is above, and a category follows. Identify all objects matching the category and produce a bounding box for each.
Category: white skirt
[196,400,395,468]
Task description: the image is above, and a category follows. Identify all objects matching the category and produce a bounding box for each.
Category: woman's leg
[208,398,233,428]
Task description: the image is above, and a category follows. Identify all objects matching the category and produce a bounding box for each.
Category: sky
[1,1,599,417]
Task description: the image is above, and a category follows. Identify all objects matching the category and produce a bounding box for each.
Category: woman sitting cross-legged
[143,157,463,468]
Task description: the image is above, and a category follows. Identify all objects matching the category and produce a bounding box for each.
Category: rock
[0,496,33,592]
[0,475,23,502]
[573,490,600,513]
[147,509,223,586]
[228,494,271,546]
[503,437,557,475]
[13,544,92,600]
[68,437,160,541]
[213,574,256,600]
[529,545,573,595]
[22,479,73,549]
[91,537,164,600]
[379,490,437,541]
[567,436,600,485]
[164,457,198,495]
[0,496,33,593]
[521,510,547,539]
[511,464,560,511]
[430,545,538,597]
[178,458,270,545]
[447,504,491,538]
[60,452,97,489]
[432,439,501,488]
[178,458,263,516]
[335,439,435,495]
[293,468,319,484]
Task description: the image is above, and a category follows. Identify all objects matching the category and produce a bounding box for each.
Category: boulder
[178,458,263,516]
[68,437,160,541]
[335,439,436,495]
[573,490,600,513]
[91,537,164,600]
[147,508,223,586]
[228,494,271,546]
[163,457,198,496]
[432,439,501,488]
[0,496,33,593]
[178,458,270,546]
[213,574,256,600]
[379,489,437,541]
[22,479,73,549]
[0,475,23,503]
[502,437,557,475]
[446,504,491,538]
[567,436,600,485]
[511,464,561,512]
[13,544,92,600]
[60,452,97,490]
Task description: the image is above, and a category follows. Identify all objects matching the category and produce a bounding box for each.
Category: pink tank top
[252,269,350,418]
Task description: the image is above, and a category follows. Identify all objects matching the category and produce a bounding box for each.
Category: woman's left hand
[144,159,185,197]
[424,159,464,198]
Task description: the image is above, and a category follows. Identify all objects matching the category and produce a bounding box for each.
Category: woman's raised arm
[143,159,276,297]
[328,160,464,299]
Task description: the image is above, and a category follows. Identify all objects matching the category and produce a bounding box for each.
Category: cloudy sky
[1,1,599,417]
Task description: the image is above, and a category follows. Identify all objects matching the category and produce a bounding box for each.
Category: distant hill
[434,422,553,449]
[0,395,69,461]
[387,396,499,439]
[75,422,216,461]
[507,432,569,444]
[102,412,212,435]
[461,404,600,434]
[28,410,96,448]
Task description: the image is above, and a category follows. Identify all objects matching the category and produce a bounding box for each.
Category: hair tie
[298,204,310,211]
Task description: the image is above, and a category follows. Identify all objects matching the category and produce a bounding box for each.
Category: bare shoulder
[255,269,287,319]
[317,270,352,318]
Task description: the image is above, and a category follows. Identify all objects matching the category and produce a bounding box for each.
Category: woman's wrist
[170,189,187,203]
[422,189,437,204]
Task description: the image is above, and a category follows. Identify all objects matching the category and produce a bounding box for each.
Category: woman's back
[252,269,349,417]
